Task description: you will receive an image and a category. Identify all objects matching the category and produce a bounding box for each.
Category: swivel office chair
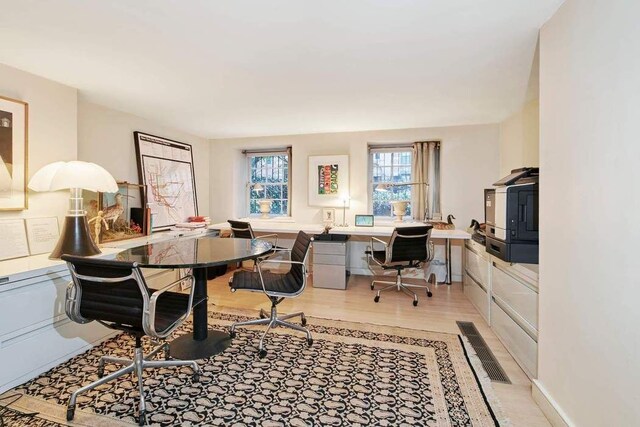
[366,225,435,306]
[63,255,203,426]
[228,231,313,358]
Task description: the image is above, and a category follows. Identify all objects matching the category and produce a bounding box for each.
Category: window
[370,148,413,217]
[246,149,290,216]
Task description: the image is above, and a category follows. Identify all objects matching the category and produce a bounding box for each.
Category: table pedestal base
[169,330,232,360]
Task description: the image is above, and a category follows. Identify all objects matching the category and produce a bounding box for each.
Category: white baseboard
[532,380,574,427]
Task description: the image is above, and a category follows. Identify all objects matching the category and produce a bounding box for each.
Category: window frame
[368,146,414,219]
[245,149,291,217]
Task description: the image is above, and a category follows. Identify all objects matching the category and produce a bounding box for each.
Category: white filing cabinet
[312,240,349,289]
[491,258,539,378]
[463,239,539,379]
[464,240,491,323]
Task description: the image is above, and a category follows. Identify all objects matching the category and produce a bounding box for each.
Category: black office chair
[366,225,435,306]
[228,231,313,358]
[62,255,203,426]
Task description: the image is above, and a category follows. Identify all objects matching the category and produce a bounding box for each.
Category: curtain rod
[368,141,440,151]
[242,146,291,154]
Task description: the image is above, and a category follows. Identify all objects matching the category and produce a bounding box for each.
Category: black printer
[485,167,539,264]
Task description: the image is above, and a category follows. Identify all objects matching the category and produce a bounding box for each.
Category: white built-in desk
[209,220,470,284]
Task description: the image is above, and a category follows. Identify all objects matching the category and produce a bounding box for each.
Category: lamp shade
[28,161,118,193]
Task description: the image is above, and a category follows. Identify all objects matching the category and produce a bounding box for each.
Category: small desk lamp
[28,161,118,259]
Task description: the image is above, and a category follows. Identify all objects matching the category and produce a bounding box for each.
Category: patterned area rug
[10,308,504,426]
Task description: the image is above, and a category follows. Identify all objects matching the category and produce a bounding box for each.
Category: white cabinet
[312,241,348,289]
[0,267,114,393]
[463,241,539,379]
[464,240,491,323]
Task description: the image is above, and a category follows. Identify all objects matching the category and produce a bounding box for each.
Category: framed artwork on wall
[308,155,349,207]
[322,208,336,225]
[134,131,198,231]
[0,95,28,210]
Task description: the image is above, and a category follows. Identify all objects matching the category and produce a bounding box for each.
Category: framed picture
[355,214,375,227]
[308,155,349,207]
[134,131,198,231]
[0,95,28,210]
[322,208,336,225]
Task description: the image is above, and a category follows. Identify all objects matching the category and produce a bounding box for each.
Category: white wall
[210,124,500,277]
[537,0,640,425]
[0,63,77,223]
[499,98,539,176]
[77,99,210,215]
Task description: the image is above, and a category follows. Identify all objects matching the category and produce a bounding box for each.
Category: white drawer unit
[312,240,349,289]
[0,269,115,393]
[462,240,539,379]
[492,261,538,329]
[491,297,538,377]
[463,271,490,322]
[465,241,490,289]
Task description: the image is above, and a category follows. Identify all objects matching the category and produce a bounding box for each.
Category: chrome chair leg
[230,303,313,358]
[372,272,431,306]
[67,341,199,426]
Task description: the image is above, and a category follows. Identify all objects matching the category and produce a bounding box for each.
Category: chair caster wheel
[259,311,267,319]
[413,300,418,307]
[427,291,433,297]
[258,349,267,359]
[193,373,200,383]
[97,366,104,377]
[66,407,75,421]
[229,330,236,339]
[370,284,374,290]
[374,296,380,303]
[138,411,146,426]
[301,316,307,326]
[307,338,313,347]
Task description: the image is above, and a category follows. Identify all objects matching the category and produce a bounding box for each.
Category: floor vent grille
[457,321,511,384]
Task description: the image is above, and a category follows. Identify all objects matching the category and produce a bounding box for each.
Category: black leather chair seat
[231,270,302,294]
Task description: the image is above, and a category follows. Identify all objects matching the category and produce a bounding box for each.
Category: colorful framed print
[308,155,349,207]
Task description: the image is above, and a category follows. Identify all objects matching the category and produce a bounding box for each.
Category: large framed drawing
[0,95,28,210]
[134,132,198,231]
[308,155,349,207]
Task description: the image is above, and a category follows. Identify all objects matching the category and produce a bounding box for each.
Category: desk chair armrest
[257,233,279,250]
[366,236,389,266]
[145,274,195,339]
[370,236,388,249]
[256,259,307,295]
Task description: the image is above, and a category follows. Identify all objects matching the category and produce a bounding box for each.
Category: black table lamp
[28,161,118,259]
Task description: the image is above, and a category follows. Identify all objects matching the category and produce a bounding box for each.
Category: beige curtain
[286,146,292,216]
[411,141,441,221]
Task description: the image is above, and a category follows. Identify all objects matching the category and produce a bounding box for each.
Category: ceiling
[0,0,562,139]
